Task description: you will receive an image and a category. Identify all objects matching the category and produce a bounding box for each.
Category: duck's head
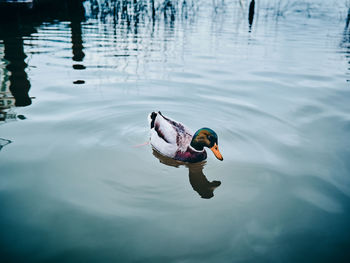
[190,128,223,161]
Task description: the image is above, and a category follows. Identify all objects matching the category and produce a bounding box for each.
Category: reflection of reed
[71,16,85,63]
[343,8,350,82]
[152,149,221,199]
[69,0,86,84]
[78,0,197,81]
[0,138,12,152]
[0,17,33,132]
[248,0,255,29]
[1,24,32,107]
[87,0,197,25]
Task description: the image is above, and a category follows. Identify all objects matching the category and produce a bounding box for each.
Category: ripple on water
[294,187,343,214]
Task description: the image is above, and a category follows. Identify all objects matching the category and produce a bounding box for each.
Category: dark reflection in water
[70,0,86,84]
[71,3,85,63]
[87,0,196,32]
[152,149,221,199]
[0,17,33,137]
[0,19,35,107]
[343,7,350,82]
[0,138,11,152]
[0,92,26,150]
[248,0,255,30]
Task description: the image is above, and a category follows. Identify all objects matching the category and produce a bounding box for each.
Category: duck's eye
[208,135,213,141]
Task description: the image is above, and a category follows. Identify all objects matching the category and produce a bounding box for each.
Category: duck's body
[148,112,223,163]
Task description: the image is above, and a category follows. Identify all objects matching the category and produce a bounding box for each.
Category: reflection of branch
[0,138,12,152]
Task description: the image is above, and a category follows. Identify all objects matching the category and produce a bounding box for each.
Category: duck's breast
[175,147,207,163]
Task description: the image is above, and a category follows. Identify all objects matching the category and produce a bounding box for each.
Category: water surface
[1,0,350,262]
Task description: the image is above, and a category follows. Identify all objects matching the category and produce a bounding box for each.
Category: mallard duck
[148,111,223,163]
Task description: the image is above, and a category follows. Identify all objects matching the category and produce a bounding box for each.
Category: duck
[148,111,223,163]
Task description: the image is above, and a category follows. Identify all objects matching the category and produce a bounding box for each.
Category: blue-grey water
[1,0,350,262]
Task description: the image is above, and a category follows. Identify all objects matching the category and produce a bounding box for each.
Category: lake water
[1,0,350,262]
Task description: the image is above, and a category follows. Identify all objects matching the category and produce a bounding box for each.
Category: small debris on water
[73,80,85,85]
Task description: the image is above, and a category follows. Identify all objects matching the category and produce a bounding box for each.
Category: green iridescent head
[190,128,223,161]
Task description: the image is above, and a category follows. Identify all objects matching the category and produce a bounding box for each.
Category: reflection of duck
[148,111,223,163]
[152,149,221,199]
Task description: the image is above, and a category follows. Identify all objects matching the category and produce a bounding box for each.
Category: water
[1,0,350,262]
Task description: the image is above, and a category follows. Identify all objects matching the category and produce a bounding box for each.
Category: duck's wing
[148,112,193,155]
[160,111,192,133]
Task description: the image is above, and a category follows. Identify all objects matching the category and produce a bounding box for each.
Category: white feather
[154,114,178,144]
[150,129,177,158]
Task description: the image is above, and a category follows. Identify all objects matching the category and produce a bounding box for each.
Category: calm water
[1,0,350,262]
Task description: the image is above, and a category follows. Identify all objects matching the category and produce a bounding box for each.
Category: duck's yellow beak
[210,143,223,161]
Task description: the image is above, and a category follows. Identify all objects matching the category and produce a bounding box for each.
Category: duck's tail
[148,111,161,129]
